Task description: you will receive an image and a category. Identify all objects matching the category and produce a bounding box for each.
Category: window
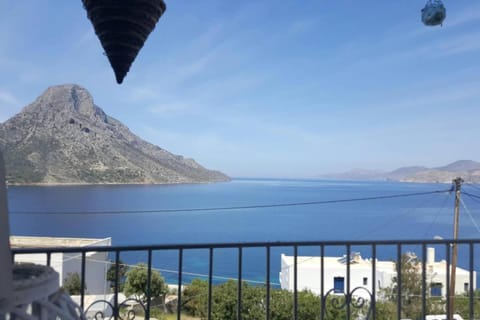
[431,283,442,297]
[363,277,368,285]
[334,277,344,293]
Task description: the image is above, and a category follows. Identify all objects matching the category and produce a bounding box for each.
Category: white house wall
[13,237,111,295]
[281,261,378,300]
[280,253,475,299]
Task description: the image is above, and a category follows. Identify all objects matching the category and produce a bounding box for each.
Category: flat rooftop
[10,236,111,249]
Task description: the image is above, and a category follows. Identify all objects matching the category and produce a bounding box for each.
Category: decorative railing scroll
[322,286,373,320]
[84,297,146,320]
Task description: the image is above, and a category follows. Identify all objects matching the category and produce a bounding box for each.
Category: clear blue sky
[1,1,479,178]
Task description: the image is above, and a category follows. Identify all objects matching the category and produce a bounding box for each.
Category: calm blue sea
[8,179,480,286]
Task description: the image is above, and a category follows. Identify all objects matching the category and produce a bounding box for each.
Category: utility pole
[448,177,463,320]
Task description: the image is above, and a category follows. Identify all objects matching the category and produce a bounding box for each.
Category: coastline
[6,178,232,187]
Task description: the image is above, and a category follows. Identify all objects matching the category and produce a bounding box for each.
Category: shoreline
[7,179,232,187]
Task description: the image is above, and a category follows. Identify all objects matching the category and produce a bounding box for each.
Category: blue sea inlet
[8,179,480,285]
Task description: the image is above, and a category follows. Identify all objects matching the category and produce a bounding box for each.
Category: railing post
[346,244,351,320]
[320,244,325,320]
[446,243,451,320]
[208,248,213,320]
[293,245,298,320]
[396,244,402,320]
[266,246,270,320]
[114,250,120,320]
[0,151,13,312]
[469,243,474,320]
[80,251,86,310]
[237,247,243,320]
[372,244,376,320]
[146,249,152,320]
[422,244,427,320]
[177,248,183,320]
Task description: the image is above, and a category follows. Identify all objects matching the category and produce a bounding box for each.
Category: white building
[11,236,111,295]
[280,248,475,300]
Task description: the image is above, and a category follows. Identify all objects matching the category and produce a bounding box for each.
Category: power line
[463,192,480,201]
[422,191,452,238]
[460,197,480,234]
[9,188,452,216]
[464,194,480,208]
[464,183,480,192]
[352,190,449,240]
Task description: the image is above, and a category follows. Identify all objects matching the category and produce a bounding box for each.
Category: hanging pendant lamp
[82,0,167,84]
[421,0,446,26]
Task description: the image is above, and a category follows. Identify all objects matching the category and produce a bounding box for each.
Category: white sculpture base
[1,263,85,320]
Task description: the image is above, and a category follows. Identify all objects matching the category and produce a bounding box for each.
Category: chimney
[427,247,435,265]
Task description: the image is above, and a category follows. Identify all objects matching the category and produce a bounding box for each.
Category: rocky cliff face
[0,84,230,185]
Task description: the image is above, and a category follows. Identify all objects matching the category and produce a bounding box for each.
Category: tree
[183,279,208,318]
[377,253,465,319]
[107,259,129,291]
[380,253,423,319]
[124,263,168,308]
[63,272,83,295]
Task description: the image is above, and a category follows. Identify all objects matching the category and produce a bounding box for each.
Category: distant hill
[435,160,480,172]
[320,160,480,183]
[320,169,387,181]
[0,84,230,185]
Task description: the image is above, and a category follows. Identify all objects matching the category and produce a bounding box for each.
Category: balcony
[7,238,480,320]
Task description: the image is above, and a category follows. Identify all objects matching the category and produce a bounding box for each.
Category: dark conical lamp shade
[82,0,166,84]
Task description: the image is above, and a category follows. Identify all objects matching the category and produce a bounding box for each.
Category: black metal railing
[11,239,480,320]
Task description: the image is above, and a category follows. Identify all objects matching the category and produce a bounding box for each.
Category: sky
[1,1,480,178]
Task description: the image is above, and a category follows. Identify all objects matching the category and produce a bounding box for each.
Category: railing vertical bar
[208,248,213,320]
[238,247,243,320]
[46,252,51,267]
[146,249,152,320]
[446,243,451,320]
[422,244,427,320]
[396,244,401,320]
[320,244,325,320]
[372,244,376,320]
[346,244,351,320]
[266,246,271,320]
[294,245,298,320]
[177,248,183,320]
[80,251,86,310]
[114,250,120,320]
[469,243,474,320]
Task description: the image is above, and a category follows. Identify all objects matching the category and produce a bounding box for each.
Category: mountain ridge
[320,160,480,183]
[0,84,230,185]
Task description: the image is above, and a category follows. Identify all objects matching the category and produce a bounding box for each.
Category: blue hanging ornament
[422,0,446,26]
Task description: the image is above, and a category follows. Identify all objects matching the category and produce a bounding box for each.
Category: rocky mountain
[321,160,480,184]
[0,84,230,185]
[435,160,480,172]
[387,166,428,180]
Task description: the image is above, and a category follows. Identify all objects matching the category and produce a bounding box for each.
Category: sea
[7,179,480,286]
